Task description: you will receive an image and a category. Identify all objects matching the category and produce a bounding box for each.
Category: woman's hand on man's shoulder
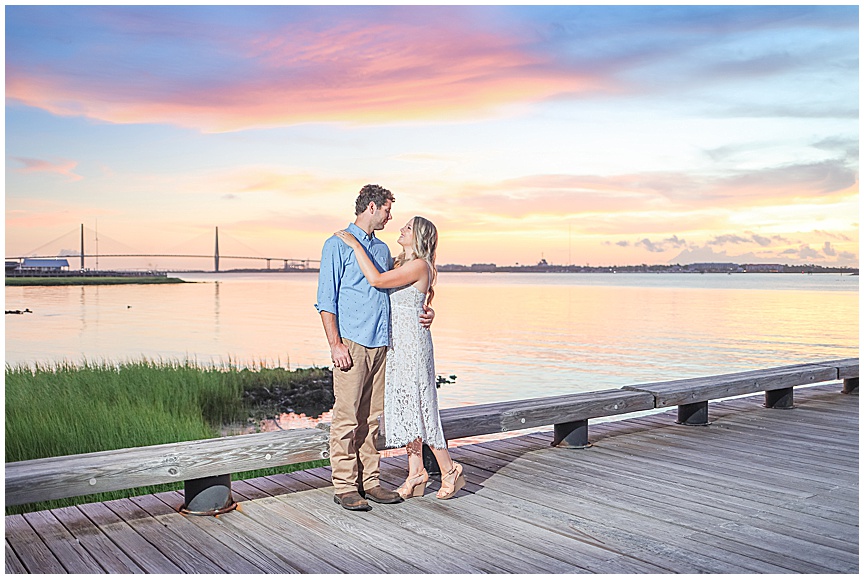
[334,229,359,250]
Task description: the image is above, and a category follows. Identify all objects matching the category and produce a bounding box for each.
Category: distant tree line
[438,262,858,274]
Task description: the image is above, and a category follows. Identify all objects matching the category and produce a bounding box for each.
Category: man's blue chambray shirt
[315,223,392,348]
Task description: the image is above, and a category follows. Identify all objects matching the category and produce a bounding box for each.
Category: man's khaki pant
[329,338,387,494]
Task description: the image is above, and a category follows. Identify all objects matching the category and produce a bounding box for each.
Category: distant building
[742,264,783,273]
[21,258,70,272]
[686,262,742,273]
[469,263,497,272]
[438,264,471,272]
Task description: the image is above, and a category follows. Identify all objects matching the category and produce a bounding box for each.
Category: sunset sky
[5,5,859,270]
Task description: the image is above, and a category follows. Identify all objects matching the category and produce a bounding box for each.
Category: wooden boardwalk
[6,382,858,573]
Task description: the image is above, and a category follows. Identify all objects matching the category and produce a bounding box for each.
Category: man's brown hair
[354,184,395,215]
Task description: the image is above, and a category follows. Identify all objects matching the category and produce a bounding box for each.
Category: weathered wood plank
[446,445,773,573]
[4,514,67,574]
[300,466,616,574]
[580,429,838,498]
[377,457,677,573]
[100,498,226,573]
[127,494,266,574]
[244,494,420,573]
[145,490,304,574]
[234,475,290,498]
[440,390,654,440]
[501,390,655,432]
[597,411,858,471]
[153,490,325,573]
[514,432,859,550]
[276,482,507,573]
[702,518,858,573]
[231,478,275,500]
[49,506,144,574]
[623,363,838,407]
[22,509,106,573]
[540,431,857,514]
[5,427,329,506]
[150,488,378,574]
[512,432,852,571]
[259,472,318,493]
[75,501,184,574]
[820,357,859,379]
[679,530,839,573]
[614,415,859,480]
[281,470,525,573]
[4,540,28,574]
[460,420,848,560]
[471,437,778,530]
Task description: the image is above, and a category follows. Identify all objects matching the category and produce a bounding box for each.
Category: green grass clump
[5,359,331,514]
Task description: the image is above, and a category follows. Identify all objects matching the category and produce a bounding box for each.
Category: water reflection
[5,273,857,411]
[214,280,221,341]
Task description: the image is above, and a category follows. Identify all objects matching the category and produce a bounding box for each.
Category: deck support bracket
[181,474,236,516]
[677,401,710,426]
[842,377,858,394]
[764,387,795,409]
[552,419,592,448]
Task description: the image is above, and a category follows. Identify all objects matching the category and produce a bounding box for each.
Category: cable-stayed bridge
[6,225,319,272]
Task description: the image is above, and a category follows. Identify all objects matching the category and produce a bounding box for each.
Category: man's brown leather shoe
[333,491,371,511]
[361,485,404,504]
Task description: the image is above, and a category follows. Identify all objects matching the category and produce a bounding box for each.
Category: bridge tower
[214,226,220,272]
[80,224,85,270]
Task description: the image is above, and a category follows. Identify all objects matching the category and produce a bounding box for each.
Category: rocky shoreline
[240,366,335,421]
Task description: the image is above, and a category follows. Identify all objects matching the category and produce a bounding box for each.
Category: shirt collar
[347,222,375,242]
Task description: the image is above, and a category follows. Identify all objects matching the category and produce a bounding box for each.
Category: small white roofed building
[21,258,70,272]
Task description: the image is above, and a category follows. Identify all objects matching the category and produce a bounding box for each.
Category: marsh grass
[5,359,331,514]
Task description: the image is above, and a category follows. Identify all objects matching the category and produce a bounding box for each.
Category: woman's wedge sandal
[436,462,465,499]
[397,469,429,499]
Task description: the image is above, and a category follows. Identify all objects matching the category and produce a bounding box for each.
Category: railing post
[677,401,709,425]
[842,377,858,394]
[552,419,591,448]
[764,387,794,409]
[181,474,236,516]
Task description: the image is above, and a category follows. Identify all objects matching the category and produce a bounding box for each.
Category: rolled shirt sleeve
[315,236,342,316]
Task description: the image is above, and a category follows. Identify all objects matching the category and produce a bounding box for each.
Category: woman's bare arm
[334,230,426,289]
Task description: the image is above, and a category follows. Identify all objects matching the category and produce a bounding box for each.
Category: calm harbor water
[5,272,858,415]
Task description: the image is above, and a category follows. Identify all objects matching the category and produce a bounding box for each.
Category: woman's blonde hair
[395,216,438,305]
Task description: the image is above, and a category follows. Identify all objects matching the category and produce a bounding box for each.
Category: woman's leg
[405,438,425,476]
[429,443,464,499]
[397,438,429,499]
[428,445,454,475]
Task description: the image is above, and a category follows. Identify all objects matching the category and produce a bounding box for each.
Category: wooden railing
[5,358,857,514]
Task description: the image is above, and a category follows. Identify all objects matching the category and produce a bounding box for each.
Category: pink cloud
[6,17,607,132]
[429,160,858,227]
[12,157,83,182]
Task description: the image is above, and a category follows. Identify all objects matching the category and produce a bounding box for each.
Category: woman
[334,216,464,500]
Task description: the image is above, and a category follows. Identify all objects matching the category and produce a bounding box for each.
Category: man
[315,184,433,511]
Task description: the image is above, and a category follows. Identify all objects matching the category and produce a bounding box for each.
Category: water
[5,272,858,413]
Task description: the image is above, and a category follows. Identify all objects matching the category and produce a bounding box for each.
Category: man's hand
[331,341,353,371]
[321,311,352,370]
[419,304,435,329]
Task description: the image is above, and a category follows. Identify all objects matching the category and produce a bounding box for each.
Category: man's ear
[367,201,376,214]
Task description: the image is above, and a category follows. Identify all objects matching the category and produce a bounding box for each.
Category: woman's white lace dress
[383,284,446,449]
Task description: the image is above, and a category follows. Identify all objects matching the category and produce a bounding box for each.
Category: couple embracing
[315,184,464,511]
